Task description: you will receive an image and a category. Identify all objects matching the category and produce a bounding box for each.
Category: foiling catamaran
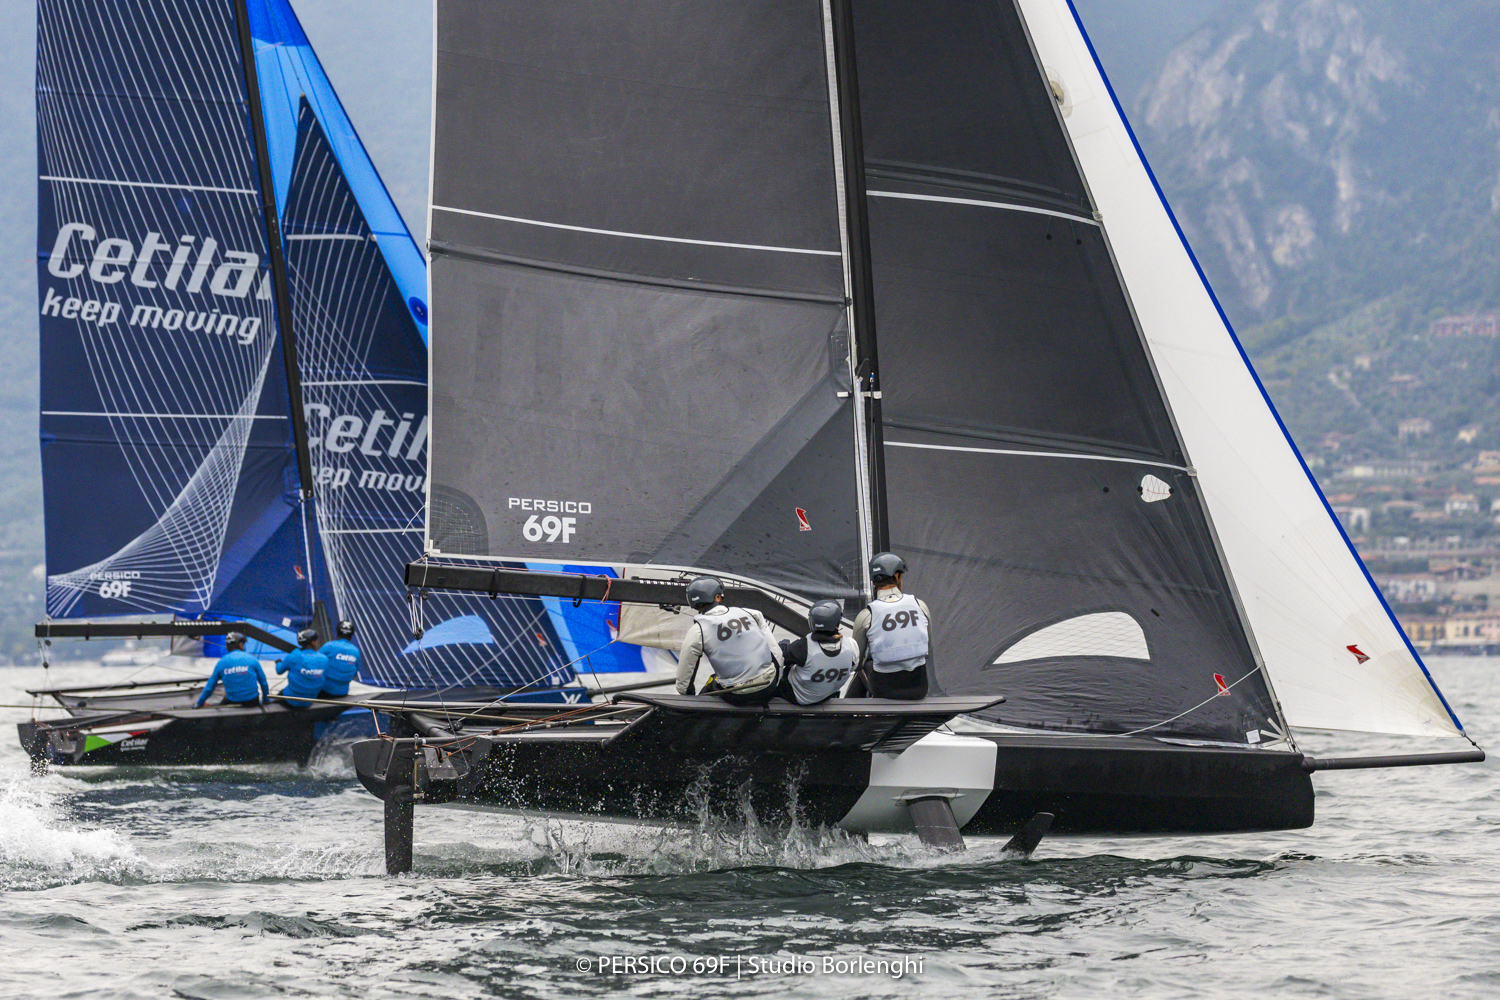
[22,0,637,767]
[349,0,1484,871]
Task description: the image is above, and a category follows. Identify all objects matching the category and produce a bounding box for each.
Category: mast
[826,0,889,561]
[233,0,316,502]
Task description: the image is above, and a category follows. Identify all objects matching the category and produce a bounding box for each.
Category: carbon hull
[351,695,1314,836]
[17,683,588,768]
[19,702,351,767]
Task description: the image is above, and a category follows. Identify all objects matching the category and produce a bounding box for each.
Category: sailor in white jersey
[675,576,782,706]
[846,552,932,700]
[774,599,856,705]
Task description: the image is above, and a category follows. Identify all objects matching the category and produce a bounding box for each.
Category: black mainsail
[845,0,1279,740]
[426,0,863,603]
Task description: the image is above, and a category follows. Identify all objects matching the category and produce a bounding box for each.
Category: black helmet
[225,631,247,648]
[808,599,843,634]
[336,620,356,638]
[685,575,724,610]
[869,551,907,583]
[297,627,319,647]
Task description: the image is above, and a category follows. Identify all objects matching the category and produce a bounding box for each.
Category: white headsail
[1019,0,1462,737]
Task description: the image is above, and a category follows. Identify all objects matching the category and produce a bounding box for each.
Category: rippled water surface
[2,659,1497,999]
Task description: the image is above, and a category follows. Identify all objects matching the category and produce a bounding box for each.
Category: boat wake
[0,774,141,890]
[514,813,904,877]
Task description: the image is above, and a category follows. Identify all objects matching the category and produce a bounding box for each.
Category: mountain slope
[1137,0,1500,339]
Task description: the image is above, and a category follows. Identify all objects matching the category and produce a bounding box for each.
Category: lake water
[1,658,1496,999]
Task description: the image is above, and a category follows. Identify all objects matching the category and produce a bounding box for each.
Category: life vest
[695,606,775,688]
[788,634,856,704]
[866,592,929,673]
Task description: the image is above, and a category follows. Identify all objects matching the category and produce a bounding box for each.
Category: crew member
[774,599,856,706]
[318,620,361,698]
[276,628,328,709]
[195,632,269,708]
[847,552,931,700]
[675,576,781,706]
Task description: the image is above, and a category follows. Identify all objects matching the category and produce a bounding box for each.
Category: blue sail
[246,0,601,689]
[37,0,312,626]
[36,0,615,690]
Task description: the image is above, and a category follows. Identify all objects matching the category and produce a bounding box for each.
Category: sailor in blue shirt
[318,620,361,698]
[276,628,328,708]
[196,632,269,708]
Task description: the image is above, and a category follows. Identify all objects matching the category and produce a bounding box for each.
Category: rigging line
[866,189,1101,226]
[1110,671,1260,739]
[820,0,875,590]
[431,204,842,257]
[39,175,257,195]
[884,439,1191,472]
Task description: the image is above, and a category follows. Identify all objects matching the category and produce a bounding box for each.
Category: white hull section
[838,732,997,833]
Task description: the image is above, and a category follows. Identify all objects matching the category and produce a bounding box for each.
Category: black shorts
[223,697,262,708]
[865,665,929,701]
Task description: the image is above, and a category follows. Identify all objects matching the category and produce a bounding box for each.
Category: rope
[1110,670,1261,739]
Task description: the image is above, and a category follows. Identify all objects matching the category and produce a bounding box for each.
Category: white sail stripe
[287,234,368,241]
[866,189,1101,226]
[300,379,426,387]
[885,439,1189,472]
[39,176,256,195]
[43,411,287,419]
[432,204,843,257]
[321,528,423,535]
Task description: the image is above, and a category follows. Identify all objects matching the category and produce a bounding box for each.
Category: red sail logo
[1213,673,1229,696]
[795,508,811,531]
[1347,644,1370,664]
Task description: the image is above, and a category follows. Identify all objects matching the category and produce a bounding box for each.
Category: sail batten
[884,439,1191,473]
[432,205,842,258]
